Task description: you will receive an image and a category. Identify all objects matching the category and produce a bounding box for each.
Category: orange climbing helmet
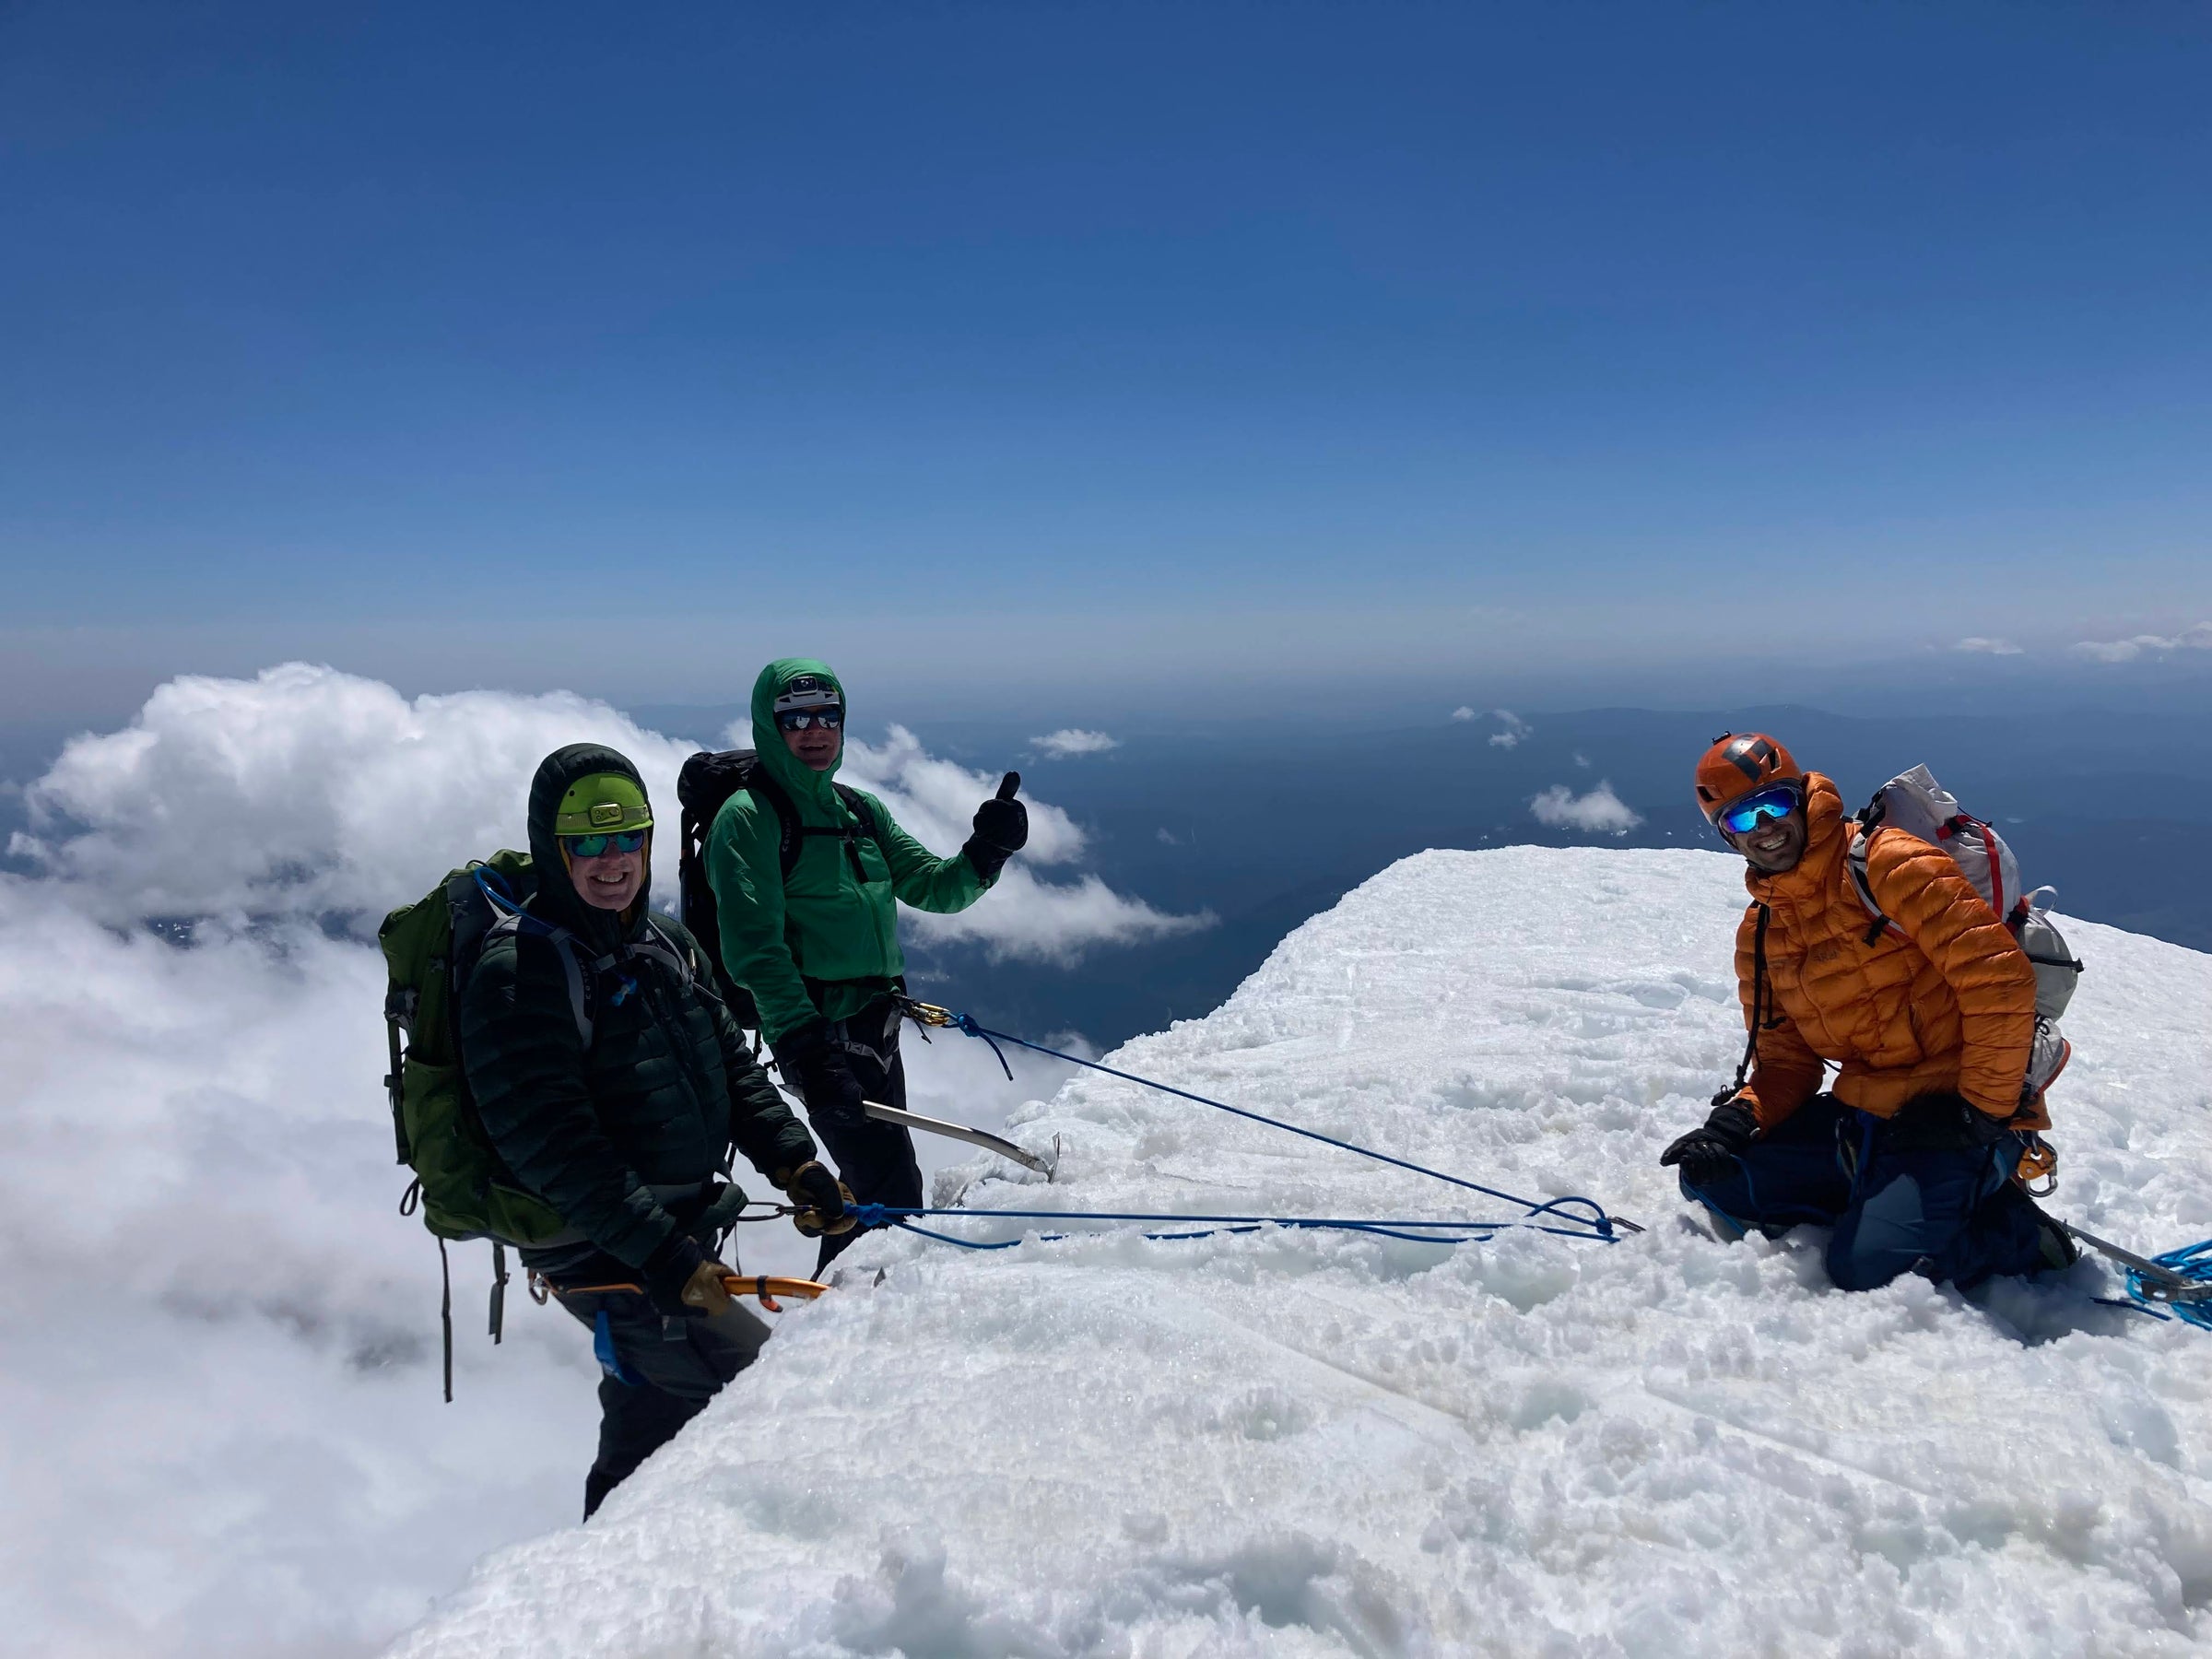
[1693,732,1805,823]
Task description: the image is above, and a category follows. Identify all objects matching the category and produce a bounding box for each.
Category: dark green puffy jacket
[459,742,816,1274]
[705,658,993,1044]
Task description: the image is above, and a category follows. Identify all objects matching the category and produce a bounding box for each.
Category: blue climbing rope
[904,1001,1636,1239]
[2127,1238,2212,1332]
[848,1203,1620,1251]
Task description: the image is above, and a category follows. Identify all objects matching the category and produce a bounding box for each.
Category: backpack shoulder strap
[486,909,599,1048]
[734,766,806,880]
[832,782,890,858]
[631,917,697,992]
[1845,819,1903,947]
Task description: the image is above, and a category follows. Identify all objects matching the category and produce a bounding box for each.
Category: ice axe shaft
[863,1099,1053,1176]
[2062,1220,2212,1301]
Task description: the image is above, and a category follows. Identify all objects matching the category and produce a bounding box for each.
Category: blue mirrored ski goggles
[774,707,843,732]
[561,829,649,859]
[1715,783,1803,836]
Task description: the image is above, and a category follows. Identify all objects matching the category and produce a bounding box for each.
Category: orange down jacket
[1734,773,2040,1130]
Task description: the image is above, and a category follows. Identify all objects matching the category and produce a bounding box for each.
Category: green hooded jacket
[459,742,817,1272]
[704,659,993,1044]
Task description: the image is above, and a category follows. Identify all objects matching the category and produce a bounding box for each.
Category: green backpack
[379,852,570,1399]
[380,852,701,1397]
[379,851,572,1248]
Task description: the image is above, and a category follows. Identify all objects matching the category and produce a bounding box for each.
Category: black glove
[778,1159,858,1237]
[1660,1098,1759,1189]
[773,1019,867,1130]
[963,771,1027,884]
[641,1231,709,1318]
[1883,1090,2012,1153]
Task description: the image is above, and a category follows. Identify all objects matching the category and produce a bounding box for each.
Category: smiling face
[782,722,842,771]
[563,839,647,911]
[1726,807,1807,874]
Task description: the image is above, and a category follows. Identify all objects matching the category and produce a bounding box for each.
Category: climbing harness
[900,999,1640,1238]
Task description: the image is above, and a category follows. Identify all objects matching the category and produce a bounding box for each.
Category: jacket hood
[526,742,653,945]
[1744,771,1848,904]
[748,657,846,806]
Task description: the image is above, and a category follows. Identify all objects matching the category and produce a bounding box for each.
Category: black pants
[798,996,924,1275]
[555,1288,770,1520]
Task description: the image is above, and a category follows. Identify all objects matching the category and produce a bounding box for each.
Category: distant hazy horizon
[7,2,2210,731]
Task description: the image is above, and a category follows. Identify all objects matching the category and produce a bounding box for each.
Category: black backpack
[676,748,889,1031]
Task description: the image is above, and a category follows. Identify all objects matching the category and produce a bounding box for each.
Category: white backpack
[1845,764,2084,1108]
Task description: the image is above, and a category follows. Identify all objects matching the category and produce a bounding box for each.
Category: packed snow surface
[393,847,2212,1658]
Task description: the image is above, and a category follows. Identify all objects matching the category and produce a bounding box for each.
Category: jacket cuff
[961,836,1010,886]
[772,1018,833,1066]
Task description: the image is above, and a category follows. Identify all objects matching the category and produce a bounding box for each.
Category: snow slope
[388,846,2212,1658]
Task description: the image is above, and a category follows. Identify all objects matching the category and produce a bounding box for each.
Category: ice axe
[863,1098,1056,1178]
[771,1078,1056,1178]
[2060,1220,2212,1305]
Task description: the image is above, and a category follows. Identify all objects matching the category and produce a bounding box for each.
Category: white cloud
[0,878,589,1653]
[2068,622,2212,663]
[0,667,1136,1653]
[1156,828,1181,845]
[1953,637,2024,656]
[12,664,1196,965]
[1030,728,1120,759]
[829,725,1207,963]
[1488,710,1532,750]
[1529,781,1642,835]
[0,869,1067,1656]
[15,663,696,924]
[1449,706,1476,723]
[1572,751,1591,769]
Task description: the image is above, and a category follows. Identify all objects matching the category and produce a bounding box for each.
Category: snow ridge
[391,846,2212,1658]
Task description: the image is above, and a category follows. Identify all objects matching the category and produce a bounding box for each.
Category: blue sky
[4,1,2210,722]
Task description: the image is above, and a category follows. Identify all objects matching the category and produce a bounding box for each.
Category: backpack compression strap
[1848,813,2020,947]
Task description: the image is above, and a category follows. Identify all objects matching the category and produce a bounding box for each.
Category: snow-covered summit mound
[392,846,2212,1658]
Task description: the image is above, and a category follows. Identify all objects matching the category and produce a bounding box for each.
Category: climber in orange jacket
[1660,733,2076,1290]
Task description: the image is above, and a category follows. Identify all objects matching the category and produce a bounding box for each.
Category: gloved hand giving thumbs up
[964,771,1028,884]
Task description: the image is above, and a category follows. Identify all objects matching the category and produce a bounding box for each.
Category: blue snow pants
[1682,1094,2050,1291]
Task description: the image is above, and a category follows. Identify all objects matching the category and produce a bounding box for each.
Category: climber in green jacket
[704,659,1029,1269]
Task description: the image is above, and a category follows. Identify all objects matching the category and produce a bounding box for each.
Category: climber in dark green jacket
[459,742,851,1518]
[704,660,1029,1269]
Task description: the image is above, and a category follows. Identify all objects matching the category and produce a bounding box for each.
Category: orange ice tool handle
[556,1275,830,1310]
[722,1274,830,1312]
